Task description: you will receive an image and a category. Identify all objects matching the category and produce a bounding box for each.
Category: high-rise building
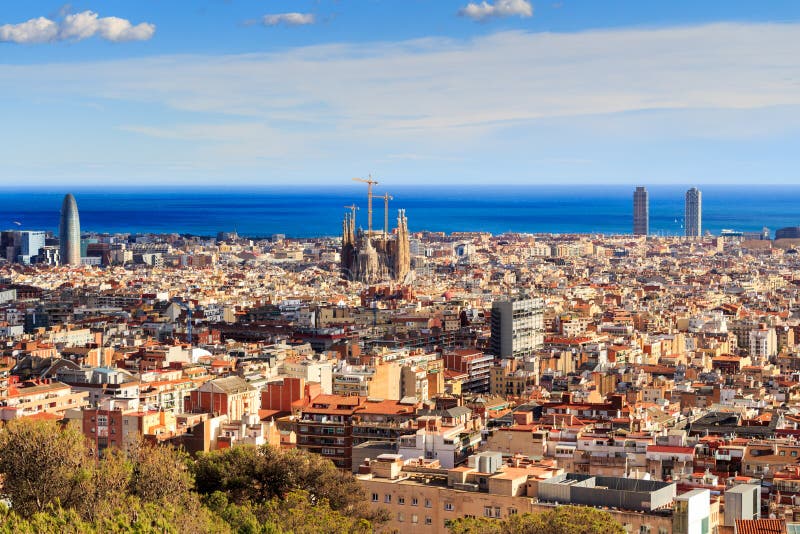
[490,296,544,359]
[0,230,46,264]
[685,187,702,237]
[775,226,800,240]
[633,186,649,236]
[59,194,81,266]
[19,231,46,264]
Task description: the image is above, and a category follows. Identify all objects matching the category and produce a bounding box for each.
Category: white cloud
[0,16,58,43]
[0,10,154,44]
[44,23,798,134]
[3,23,800,180]
[61,11,155,42]
[263,13,315,27]
[459,0,533,21]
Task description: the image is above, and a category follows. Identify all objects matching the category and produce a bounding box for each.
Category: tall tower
[633,186,649,236]
[59,193,81,266]
[685,187,702,238]
[490,296,544,359]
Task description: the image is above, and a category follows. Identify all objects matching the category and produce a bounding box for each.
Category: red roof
[647,445,695,454]
[735,519,786,534]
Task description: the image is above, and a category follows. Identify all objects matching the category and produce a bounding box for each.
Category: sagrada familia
[341,178,411,284]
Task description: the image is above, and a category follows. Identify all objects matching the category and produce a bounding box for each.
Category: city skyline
[4,3,800,532]
[3,1,800,186]
[5,183,800,239]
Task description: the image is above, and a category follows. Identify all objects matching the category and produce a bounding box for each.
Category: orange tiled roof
[735,519,786,534]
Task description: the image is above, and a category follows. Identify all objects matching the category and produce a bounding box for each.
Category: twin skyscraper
[633,186,702,237]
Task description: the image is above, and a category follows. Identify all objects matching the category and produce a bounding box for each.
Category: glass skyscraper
[59,194,81,266]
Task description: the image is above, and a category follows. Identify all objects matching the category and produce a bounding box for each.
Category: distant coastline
[0,184,797,239]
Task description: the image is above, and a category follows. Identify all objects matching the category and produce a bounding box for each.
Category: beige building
[357,454,679,534]
[0,379,88,420]
[483,412,547,457]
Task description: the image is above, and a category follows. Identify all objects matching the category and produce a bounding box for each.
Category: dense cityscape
[2,183,800,533]
[5,2,800,533]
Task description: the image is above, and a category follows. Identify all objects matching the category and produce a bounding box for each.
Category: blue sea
[0,185,797,238]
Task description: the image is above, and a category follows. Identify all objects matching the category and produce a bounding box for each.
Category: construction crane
[352,175,378,234]
[344,204,359,228]
[371,193,393,239]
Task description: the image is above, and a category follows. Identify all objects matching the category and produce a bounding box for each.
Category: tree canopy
[0,419,387,533]
[447,506,627,534]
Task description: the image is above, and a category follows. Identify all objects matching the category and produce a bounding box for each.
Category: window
[445,503,454,511]
[411,498,418,506]
[781,451,786,456]
[792,451,797,457]
[639,526,651,534]
[398,496,405,505]
[508,508,517,516]
[411,514,418,524]
[384,494,392,504]
[371,493,378,502]
[495,507,501,518]
[398,512,404,522]
[484,506,493,517]
[425,517,432,525]
[425,499,431,508]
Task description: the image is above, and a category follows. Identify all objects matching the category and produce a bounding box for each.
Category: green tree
[448,506,626,534]
[0,418,388,533]
[262,490,373,534]
[127,438,193,504]
[193,444,390,527]
[447,516,503,534]
[193,444,365,510]
[76,447,132,522]
[0,419,91,517]
[194,444,273,503]
[0,500,229,534]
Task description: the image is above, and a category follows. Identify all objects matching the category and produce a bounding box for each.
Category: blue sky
[2,1,800,186]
